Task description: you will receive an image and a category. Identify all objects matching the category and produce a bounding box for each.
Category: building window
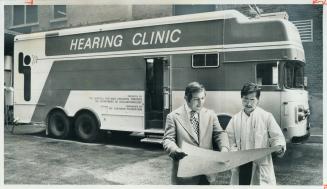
[192,53,219,68]
[13,5,38,26]
[291,20,313,42]
[256,63,278,85]
[53,5,67,20]
[173,5,216,15]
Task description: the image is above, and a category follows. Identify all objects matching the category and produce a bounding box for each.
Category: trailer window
[284,62,304,88]
[192,53,219,68]
[256,63,278,85]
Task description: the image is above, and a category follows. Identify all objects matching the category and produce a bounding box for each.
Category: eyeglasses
[242,98,257,104]
[191,97,205,102]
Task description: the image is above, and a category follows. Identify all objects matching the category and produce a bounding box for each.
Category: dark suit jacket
[162,105,229,184]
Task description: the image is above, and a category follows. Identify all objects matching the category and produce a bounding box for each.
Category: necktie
[190,111,199,139]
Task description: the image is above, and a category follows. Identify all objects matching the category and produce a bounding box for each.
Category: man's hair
[185,82,206,102]
[241,82,261,99]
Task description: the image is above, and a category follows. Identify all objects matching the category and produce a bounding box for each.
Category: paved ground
[308,126,323,144]
[4,125,323,185]
[4,126,169,184]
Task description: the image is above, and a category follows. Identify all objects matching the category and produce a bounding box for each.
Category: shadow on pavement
[5,124,163,151]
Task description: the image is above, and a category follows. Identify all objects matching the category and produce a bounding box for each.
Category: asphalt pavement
[307,126,323,144]
[3,124,323,185]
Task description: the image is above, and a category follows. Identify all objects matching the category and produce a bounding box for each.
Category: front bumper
[291,124,310,143]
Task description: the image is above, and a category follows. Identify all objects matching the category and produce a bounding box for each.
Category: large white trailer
[14,10,310,143]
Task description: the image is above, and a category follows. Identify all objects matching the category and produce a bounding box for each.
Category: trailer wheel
[48,110,72,139]
[74,112,99,142]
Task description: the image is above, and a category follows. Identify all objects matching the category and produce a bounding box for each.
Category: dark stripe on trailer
[31,57,146,122]
[46,20,224,56]
[46,18,288,56]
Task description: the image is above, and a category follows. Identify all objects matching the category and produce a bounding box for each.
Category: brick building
[4,4,323,129]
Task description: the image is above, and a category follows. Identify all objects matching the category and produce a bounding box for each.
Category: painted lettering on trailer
[45,20,223,56]
[65,91,145,117]
[69,29,181,51]
[132,29,181,46]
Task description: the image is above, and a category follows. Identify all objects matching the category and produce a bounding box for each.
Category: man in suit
[163,81,230,185]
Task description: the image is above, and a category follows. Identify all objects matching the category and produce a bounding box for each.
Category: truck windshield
[284,61,304,88]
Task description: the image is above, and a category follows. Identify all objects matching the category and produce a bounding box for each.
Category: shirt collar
[184,103,192,114]
[184,104,199,115]
[242,110,250,118]
[242,107,258,118]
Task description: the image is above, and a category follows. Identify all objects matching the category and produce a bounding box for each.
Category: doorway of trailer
[144,56,171,134]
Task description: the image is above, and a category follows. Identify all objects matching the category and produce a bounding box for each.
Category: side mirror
[304,76,308,88]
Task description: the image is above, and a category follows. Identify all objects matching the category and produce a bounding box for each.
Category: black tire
[48,110,72,139]
[74,112,99,142]
[217,114,232,130]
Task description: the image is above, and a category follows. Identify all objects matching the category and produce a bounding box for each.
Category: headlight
[295,105,309,123]
[298,112,305,122]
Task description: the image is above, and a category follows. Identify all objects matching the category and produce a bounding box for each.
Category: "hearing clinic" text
[69,29,182,51]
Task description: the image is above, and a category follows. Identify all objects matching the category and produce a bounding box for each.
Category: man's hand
[170,148,188,160]
[274,145,285,158]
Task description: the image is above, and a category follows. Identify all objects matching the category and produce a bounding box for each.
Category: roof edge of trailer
[14,10,248,41]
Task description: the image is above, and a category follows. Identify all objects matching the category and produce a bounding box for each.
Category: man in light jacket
[225,82,286,185]
[163,81,230,185]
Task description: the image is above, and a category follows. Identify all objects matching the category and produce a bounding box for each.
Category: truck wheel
[48,110,72,139]
[74,112,99,142]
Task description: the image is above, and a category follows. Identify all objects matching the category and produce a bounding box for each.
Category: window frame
[283,61,305,89]
[11,5,39,28]
[191,52,220,69]
[255,61,280,88]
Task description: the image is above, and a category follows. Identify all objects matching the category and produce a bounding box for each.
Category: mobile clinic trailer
[14,10,310,143]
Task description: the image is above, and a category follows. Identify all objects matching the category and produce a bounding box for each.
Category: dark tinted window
[284,62,304,88]
[192,53,219,68]
[193,54,205,67]
[206,54,218,66]
[256,63,278,85]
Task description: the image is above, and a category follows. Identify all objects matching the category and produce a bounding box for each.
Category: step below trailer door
[145,56,170,133]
